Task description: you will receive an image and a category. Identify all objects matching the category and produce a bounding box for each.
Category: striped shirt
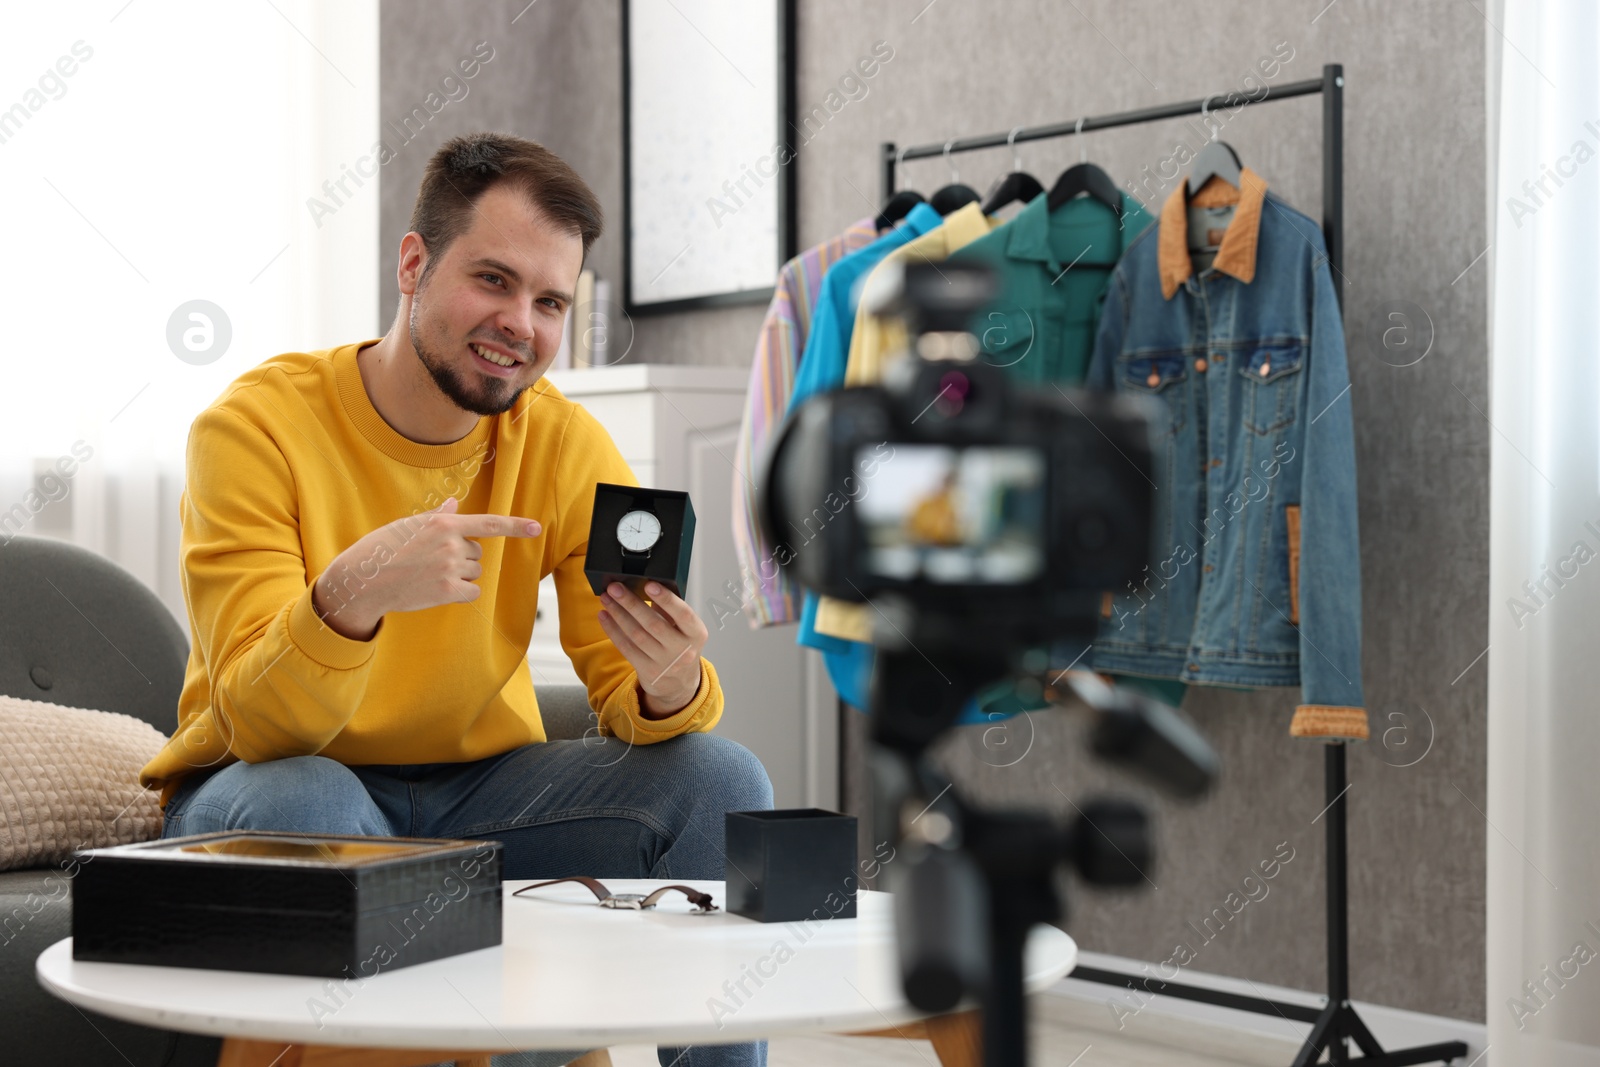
[730,217,877,627]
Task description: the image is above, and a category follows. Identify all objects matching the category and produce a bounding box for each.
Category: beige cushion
[0,694,165,871]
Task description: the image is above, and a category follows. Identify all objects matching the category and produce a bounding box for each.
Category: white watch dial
[617,509,662,553]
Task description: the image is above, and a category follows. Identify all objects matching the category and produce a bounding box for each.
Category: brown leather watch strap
[639,884,718,911]
[512,876,718,912]
[513,876,612,903]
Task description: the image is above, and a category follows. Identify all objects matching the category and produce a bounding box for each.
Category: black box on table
[71,831,502,977]
[584,482,695,598]
[725,808,858,923]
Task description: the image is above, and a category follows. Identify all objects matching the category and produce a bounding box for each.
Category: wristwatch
[617,504,663,575]
[512,875,718,912]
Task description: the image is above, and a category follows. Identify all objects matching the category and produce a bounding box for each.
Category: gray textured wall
[379,0,1489,1022]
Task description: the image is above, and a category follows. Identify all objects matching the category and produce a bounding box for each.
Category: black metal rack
[877,65,1467,1067]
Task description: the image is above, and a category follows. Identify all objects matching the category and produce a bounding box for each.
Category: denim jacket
[1085,179,1364,722]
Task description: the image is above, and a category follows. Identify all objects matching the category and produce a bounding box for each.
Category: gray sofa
[1,534,598,1066]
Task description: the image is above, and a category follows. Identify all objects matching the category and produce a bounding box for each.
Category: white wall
[0,0,379,626]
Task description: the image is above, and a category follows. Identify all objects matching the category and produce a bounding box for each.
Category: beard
[408,274,527,417]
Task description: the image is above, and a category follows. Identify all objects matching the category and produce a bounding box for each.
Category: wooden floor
[602,990,1304,1067]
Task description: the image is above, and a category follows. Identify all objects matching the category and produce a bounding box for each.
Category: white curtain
[1488,1,1600,1061]
[0,0,378,627]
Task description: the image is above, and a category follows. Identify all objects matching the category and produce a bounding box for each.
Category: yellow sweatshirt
[139,339,723,809]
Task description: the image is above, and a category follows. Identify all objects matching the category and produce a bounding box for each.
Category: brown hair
[407,132,603,282]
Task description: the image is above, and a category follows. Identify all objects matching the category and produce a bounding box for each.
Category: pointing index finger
[452,513,542,538]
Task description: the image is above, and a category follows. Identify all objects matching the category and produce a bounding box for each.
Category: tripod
[871,651,1215,1067]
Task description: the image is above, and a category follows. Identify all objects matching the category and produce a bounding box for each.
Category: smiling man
[139,133,772,1067]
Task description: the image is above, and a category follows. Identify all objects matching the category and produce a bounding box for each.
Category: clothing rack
[877,65,1467,1067]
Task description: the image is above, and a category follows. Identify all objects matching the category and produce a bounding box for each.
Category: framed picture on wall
[621,0,796,315]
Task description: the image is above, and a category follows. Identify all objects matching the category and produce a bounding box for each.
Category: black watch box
[71,830,503,978]
[584,482,695,598]
[725,808,858,923]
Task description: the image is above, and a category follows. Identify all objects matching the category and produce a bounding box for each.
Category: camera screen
[854,444,1045,584]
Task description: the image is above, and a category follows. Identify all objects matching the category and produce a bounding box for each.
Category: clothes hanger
[1186,94,1245,265]
[980,126,1045,215]
[875,189,926,231]
[1045,116,1122,216]
[875,145,926,231]
[1186,93,1243,197]
[929,139,982,215]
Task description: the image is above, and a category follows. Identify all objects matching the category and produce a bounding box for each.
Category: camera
[762,338,1157,642]
[759,259,1163,747]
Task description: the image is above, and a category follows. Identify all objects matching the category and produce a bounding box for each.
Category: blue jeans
[161,731,775,1067]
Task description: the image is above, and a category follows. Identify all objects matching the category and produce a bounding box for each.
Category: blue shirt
[787,203,944,663]
[787,202,944,414]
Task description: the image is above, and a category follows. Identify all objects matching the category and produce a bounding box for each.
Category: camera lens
[1074,514,1110,551]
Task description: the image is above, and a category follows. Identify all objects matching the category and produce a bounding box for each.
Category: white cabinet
[526,365,838,810]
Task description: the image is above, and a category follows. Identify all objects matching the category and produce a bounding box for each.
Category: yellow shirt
[818,203,1000,641]
[842,201,1002,387]
[139,339,722,808]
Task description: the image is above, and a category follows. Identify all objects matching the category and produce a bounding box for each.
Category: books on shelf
[555,270,625,370]
[591,276,613,366]
[553,279,575,370]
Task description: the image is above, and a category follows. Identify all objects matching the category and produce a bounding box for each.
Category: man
[139,132,772,1067]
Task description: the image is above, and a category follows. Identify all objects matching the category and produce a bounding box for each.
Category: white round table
[37,879,1076,1064]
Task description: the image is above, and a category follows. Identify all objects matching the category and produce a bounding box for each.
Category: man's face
[403,183,584,417]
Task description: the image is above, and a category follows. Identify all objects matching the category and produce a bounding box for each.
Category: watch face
[617,509,662,552]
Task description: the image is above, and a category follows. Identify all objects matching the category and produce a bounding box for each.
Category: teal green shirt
[953,191,1154,385]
